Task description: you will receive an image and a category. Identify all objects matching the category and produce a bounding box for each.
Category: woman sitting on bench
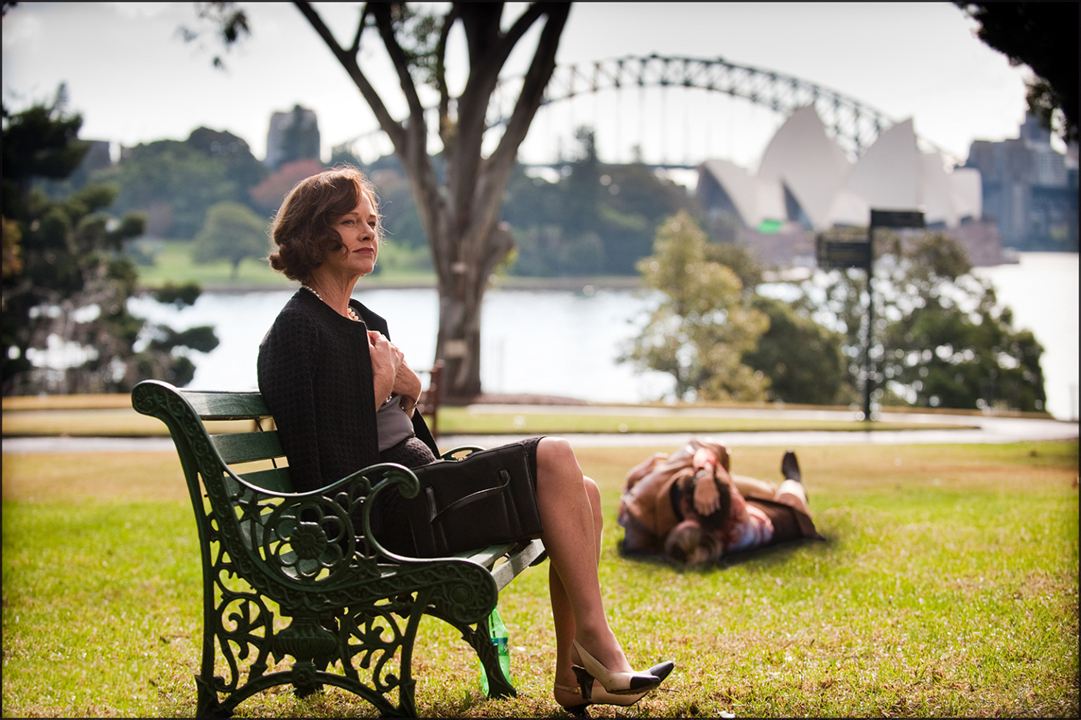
[256,166,673,714]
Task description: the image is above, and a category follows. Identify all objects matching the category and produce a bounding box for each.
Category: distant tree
[248,158,326,215]
[511,224,605,277]
[97,128,262,238]
[365,159,428,250]
[878,233,1046,412]
[327,145,365,169]
[955,2,1078,142]
[808,231,1047,412]
[192,201,269,279]
[187,126,269,197]
[564,127,602,237]
[199,2,572,400]
[694,239,849,405]
[599,155,697,273]
[501,126,695,276]
[501,163,565,231]
[501,165,580,276]
[622,211,770,402]
[744,295,850,405]
[1,94,218,394]
[703,240,764,298]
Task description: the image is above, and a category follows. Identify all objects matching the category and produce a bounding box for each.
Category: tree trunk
[430,220,514,402]
[436,279,484,401]
[293,1,570,400]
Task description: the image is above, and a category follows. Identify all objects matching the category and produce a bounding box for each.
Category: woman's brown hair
[267,165,380,281]
[664,519,722,567]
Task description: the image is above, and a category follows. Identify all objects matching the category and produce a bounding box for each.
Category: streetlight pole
[863,209,925,421]
[863,227,876,422]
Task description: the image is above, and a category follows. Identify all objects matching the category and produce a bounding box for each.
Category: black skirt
[373,436,545,557]
[746,497,823,544]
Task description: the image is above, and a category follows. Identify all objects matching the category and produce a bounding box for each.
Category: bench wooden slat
[238,467,294,493]
[488,539,547,591]
[183,390,268,420]
[211,431,285,465]
[462,544,518,569]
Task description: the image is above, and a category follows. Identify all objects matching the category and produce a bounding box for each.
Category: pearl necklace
[302,284,360,322]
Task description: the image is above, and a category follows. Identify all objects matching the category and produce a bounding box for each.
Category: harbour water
[127,252,1078,420]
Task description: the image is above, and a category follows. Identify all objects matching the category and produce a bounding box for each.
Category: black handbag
[404,443,544,557]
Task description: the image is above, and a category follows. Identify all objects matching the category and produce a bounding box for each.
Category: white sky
[3,2,1038,170]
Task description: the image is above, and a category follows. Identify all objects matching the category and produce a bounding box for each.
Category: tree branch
[491,1,548,71]
[459,2,504,66]
[482,4,569,202]
[450,4,568,284]
[435,4,458,148]
[348,3,369,55]
[291,1,406,152]
[369,3,428,122]
[451,2,545,151]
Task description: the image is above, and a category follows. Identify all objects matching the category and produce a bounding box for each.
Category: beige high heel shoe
[555,675,653,717]
[571,639,673,696]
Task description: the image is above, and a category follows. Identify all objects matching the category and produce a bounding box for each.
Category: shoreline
[140,274,647,294]
[135,250,1077,295]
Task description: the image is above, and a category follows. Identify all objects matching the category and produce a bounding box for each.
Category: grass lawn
[134,239,293,289]
[2,440,1077,717]
[134,240,436,290]
[2,396,978,437]
[130,239,643,292]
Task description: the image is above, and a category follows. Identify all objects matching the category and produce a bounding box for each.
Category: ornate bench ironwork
[132,379,546,718]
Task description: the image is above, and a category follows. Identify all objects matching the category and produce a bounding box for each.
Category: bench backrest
[132,380,293,492]
[132,379,543,586]
[143,385,445,598]
[136,380,388,584]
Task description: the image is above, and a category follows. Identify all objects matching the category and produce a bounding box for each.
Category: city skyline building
[696,107,1077,268]
[697,106,983,233]
[264,104,321,170]
[965,114,1079,251]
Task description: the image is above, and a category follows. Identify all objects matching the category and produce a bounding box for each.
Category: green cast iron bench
[131,379,547,718]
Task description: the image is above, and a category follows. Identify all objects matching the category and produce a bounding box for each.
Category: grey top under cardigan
[257,288,438,492]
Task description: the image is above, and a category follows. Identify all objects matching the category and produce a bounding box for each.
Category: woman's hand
[693,469,722,516]
[692,446,717,472]
[368,330,402,409]
[690,445,723,516]
[392,360,422,415]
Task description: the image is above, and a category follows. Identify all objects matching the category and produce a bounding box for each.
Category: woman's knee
[776,480,809,515]
[537,437,581,477]
[584,476,603,529]
[584,476,601,504]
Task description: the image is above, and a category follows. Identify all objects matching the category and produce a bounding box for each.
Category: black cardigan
[257,289,438,492]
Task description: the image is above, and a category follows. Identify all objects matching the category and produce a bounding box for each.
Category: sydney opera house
[696,106,1005,268]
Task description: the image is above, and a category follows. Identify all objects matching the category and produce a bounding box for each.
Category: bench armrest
[216,462,428,578]
[440,445,484,461]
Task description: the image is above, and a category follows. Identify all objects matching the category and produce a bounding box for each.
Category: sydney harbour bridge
[331,53,960,171]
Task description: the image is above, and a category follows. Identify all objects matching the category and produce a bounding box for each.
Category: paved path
[3,408,1076,453]
[442,408,1078,448]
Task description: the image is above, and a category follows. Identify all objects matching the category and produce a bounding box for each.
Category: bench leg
[337,602,426,717]
[195,675,230,719]
[460,619,517,699]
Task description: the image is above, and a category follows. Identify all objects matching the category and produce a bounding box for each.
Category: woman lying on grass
[619,439,823,566]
